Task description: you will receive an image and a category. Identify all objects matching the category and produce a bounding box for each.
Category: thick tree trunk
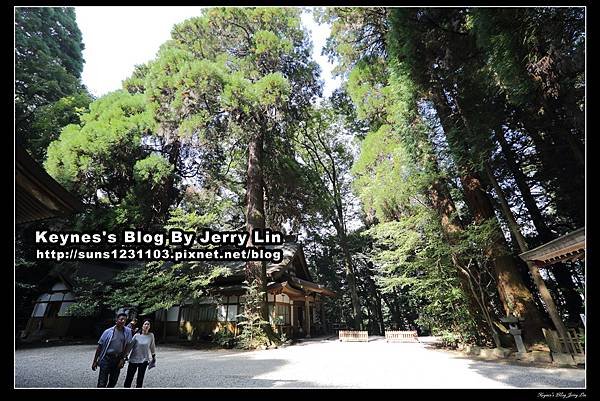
[331,198,363,330]
[485,162,574,350]
[363,269,385,335]
[340,235,363,330]
[245,130,277,343]
[494,127,584,323]
[382,295,403,330]
[375,290,385,335]
[458,170,545,344]
[432,91,545,345]
[428,177,496,342]
[246,132,266,284]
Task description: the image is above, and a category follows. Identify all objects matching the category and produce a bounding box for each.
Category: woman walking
[123,320,156,388]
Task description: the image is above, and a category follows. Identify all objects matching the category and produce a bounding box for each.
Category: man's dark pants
[97,354,122,387]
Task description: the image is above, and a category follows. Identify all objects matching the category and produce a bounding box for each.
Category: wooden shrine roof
[519,228,585,267]
[16,144,83,224]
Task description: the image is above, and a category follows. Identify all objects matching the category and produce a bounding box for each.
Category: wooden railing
[339,330,369,342]
[385,330,419,342]
[543,328,585,354]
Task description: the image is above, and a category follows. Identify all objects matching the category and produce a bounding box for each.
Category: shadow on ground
[418,341,585,388]
[464,360,585,388]
[15,344,323,388]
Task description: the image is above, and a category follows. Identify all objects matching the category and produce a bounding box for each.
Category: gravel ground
[15,337,585,389]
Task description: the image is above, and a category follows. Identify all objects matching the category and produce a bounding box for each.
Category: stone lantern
[500,315,527,354]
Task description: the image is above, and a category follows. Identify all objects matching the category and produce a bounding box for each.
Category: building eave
[519,227,585,267]
[16,144,84,224]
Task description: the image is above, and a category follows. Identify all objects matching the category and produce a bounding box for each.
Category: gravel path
[15,337,585,388]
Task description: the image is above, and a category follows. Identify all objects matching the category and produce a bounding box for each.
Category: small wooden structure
[339,330,368,342]
[385,330,419,342]
[519,227,585,354]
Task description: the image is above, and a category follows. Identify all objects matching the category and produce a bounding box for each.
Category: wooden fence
[385,330,419,342]
[543,328,584,354]
[339,330,369,342]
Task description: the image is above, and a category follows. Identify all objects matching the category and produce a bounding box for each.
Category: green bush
[212,328,236,349]
[439,330,461,349]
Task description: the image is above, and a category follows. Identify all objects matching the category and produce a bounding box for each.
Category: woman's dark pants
[124,361,149,388]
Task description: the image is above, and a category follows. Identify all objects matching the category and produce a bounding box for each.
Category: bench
[339,330,369,342]
[385,330,419,342]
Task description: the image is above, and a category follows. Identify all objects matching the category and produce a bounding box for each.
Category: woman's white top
[127,333,156,363]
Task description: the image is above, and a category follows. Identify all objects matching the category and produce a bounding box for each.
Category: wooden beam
[304,296,311,338]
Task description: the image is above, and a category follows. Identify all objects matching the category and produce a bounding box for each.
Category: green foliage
[65,276,113,317]
[212,328,237,348]
[137,7,321,232]
[363,208,478,339]
[318,7,388,75]
[236,281,270,349]
[134,154,174,187]
[451,218,504,263]
[44,90,164,229]
[295,107,356,223]
[15,7,87,161]
[29,91,93,161]
[352,125,422,222]
[45,91,150,192]
[328,7,491,341]
[15,7,585,347]
[438,330,462,349]
[70,261,229,319]
[470,8,584,106]
[108,263,186,314]
[346,57,391,127]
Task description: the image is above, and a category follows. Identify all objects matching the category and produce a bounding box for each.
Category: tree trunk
[340,236,363,330]
[494,127,549,237]
[459,170,545,344]
[428,176,496,342]
[382,295,403,330]
[494,127,584,323]
[331,201,363,331]
[369,275,385,336]
[484,162,579,349]
[362,270,385,335]
[375,290,385,336]
[245,130,277,343]
[432,91,545,345]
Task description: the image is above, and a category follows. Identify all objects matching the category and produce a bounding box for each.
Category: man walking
[92,312,133,387]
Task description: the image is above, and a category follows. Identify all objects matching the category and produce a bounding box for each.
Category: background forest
[16,7,585,349]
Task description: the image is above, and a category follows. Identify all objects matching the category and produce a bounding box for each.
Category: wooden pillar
[528,261,573,353]
[290,302,294,337]
[304,296,311,338]
[320,298,327,334]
